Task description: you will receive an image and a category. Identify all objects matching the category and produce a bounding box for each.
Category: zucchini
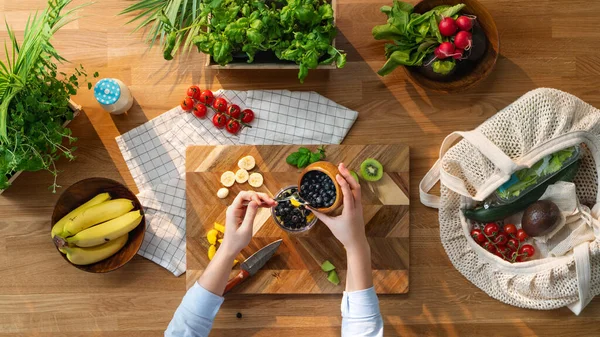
[463,160,581,222]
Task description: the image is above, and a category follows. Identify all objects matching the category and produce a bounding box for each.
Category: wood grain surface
[3,0,600,336]
[186,145,410,294]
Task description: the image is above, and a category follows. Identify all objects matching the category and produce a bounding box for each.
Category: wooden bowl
[404,0,499,93]
[51,178,145,273]
[298,161,343,214]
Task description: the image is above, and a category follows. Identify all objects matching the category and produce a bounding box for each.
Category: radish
[454,31,472,50]
[434,42,455,59]
[438,17,458,37]
[456,16,473,31]
[453,48,464,60]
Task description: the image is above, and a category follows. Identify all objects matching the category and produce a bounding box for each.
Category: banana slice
[238,155,256,171]
[217,188,229,199]
[220,171,236,187]
[248,172,264,188]
[235,169,249,183]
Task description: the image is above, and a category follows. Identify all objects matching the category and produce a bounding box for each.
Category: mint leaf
[297,154,310,168]
[286,152,301,166]
[298,147,310,154]
[309,152,321,163]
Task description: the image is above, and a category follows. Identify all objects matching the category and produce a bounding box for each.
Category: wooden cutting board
[185,144,409,294]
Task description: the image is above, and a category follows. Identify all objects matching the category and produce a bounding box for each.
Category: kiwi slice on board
[327,270,340,285]
[360,158,384,182]
[321,260,336,272]
[350,171,360,182]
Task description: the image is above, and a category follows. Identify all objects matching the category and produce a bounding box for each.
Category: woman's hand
[220,191,277,256]
[312,163,367,250]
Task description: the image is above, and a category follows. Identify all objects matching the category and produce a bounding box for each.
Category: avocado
[521,200,561,237]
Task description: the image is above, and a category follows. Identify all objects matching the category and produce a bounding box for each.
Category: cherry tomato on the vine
[187,86,201,100]
[518,244,535,258]
[226,119,241,134]
[212,113,227,128]
[470,228,485,245]
[199,90,214,105]
[483,241,497,255]
[516,229,528,242]
[181,97,194,111]
[503,223,517,236]
[227,104,241,119]
[213,97,228,112]
[494,232,508,246]
[483,223,500,238]
[497,245,512,260]
[193,103,207,118]
[507,238,519,250]
[241,109,255,123]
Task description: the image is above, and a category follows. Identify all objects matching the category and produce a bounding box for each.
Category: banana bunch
[52,193,143,266]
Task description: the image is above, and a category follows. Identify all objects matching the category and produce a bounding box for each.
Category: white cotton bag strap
[420,129,518,208]
[567,242,593,315]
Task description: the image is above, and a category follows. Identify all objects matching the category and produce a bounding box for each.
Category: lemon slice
[238,155,256,171]
[248,172,264,188]
[220,171,236,187]
[290,197,301,207]
[235,169,249,183]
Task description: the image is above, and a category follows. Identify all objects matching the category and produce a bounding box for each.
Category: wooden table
[2,0,600,335]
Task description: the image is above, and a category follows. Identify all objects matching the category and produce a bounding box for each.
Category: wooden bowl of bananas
[51,178,146,273]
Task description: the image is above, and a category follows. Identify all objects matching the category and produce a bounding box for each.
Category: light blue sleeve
[165,282,224,337]
[341,287,384,337]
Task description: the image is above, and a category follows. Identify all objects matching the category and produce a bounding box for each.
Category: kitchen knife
[223,239,283,294]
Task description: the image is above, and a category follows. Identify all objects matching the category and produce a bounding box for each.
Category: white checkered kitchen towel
[116,90,358,276]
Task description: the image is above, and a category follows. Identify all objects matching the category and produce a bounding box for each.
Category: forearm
[345,239,373,292]
[197,246,238,296]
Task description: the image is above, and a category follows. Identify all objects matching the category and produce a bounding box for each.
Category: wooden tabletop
[2,0,600,336]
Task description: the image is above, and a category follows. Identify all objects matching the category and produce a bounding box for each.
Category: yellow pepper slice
[214,222,225,233]
[208,245,216,260]
[206,229,218,245]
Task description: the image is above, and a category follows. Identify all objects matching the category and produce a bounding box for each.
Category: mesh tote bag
[419,88,600,314]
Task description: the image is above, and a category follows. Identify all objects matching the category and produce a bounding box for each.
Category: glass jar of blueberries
[272,185,318,232]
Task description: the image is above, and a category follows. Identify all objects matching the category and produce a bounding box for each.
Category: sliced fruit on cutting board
[238,155,256,170]
[327,270,340,285]
[220,171,236,187]
[321,260,336,272]
[248,172,264,188]
[235,169,249,183]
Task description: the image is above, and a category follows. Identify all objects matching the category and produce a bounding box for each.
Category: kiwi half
[360,158,384,182]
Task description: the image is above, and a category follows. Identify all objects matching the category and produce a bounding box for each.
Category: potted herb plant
[0,0,95,193]
[121,0,346,83]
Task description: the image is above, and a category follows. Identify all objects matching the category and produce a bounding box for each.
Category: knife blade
[223,239,283,294]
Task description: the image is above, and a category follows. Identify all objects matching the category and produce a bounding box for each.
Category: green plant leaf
[286,152,301,165]
[297,154,310,168]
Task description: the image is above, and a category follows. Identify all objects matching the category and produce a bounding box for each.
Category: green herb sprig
[0,0,93,192]
[286,146,326,169]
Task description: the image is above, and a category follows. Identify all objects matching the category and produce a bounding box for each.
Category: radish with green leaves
[434,42,456,59]
[454,31,473,50]
[439,17,458,36]
[456,16,474,31]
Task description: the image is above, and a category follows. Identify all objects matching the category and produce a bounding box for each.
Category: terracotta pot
[298,161,343,214]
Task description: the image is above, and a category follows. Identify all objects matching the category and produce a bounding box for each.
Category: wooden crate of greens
[205,0,339,70]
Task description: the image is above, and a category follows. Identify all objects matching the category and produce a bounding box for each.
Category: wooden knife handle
[224,269,250,295]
